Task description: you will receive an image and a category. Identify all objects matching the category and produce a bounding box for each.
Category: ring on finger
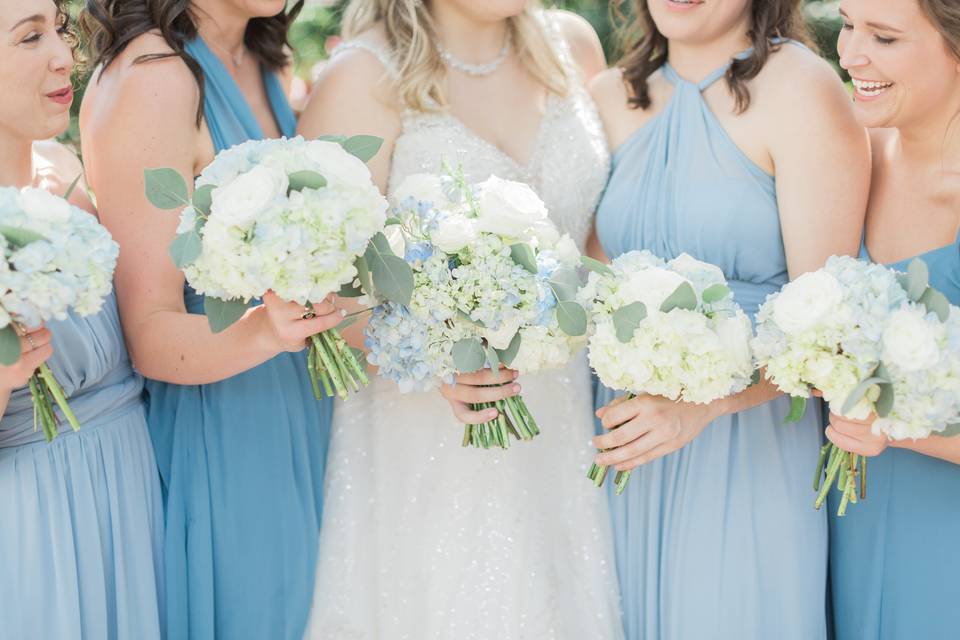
[301,309,317,320]
[24,333,36,351]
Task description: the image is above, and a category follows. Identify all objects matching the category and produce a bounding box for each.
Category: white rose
[393,173,446,206]
[484,314,522,350]
[211,165,288,228]
[554,234,581,266]
[882,307,940,372]
[716,313,753,371]
[619,267,689,312]
[475,176,548,238]
[304,140,374,188]
[773,270,843,334]
[432,214,478,253]
[668,253,725,284]
[18,187,71,224]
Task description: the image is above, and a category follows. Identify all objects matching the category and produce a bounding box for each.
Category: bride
[298,1,622,637]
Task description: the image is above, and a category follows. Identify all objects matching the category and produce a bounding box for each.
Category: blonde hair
[342,0,569,112]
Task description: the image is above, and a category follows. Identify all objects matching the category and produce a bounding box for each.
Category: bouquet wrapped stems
[587,393,635,496]
[463,393,539,450]
[15,324,79,442]
[307,328,368,400]
[814,442,866,517]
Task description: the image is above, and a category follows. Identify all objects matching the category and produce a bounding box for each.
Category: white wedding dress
[306,17,622,640]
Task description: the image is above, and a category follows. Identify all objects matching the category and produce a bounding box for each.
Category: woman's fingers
[442,380,520,404]
[614,443,678,471]
[592,416,652,451]
[449,400,499,425]
[456,368,519,385]
[22,344,53,371]
[600,395,652,430]
[596,426,673,467]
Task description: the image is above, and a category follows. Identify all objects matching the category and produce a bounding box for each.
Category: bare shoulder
[753,42,850,115]
[305,24,399,112]
[32,139,83,181]
[548,9,606,80]
[588,67,629,115]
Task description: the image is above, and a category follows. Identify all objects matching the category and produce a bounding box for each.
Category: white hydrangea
[0,186,118,329]
[179,136,389,304]
[582,250,754,404]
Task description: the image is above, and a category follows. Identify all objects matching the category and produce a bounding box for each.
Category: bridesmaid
[587,1,870,638]
[0,0,163,638]
[827,1,960,637]
[79,1,343,638]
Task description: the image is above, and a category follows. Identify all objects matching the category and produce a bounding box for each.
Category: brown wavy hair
[80,0,303,123]
[611,0,813,113]
[919,0,960,60]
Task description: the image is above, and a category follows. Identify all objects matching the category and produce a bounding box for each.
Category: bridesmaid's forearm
[126,306,283,385]
[891,434,960,465]
[711,377,784,421]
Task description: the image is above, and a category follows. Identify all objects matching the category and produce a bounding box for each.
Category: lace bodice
[331,16,610,249]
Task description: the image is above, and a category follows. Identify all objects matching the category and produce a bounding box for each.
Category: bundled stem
[28,363,79,442]
[462,394,540,450]
[587,393,636,495]
[307,328,368,400]
[814,442,865,516]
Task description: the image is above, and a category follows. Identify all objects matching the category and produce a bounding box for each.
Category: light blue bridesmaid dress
[147,38,333,640]
[594,50,828,639]
[829,233,960,639]
[0,295,164,639]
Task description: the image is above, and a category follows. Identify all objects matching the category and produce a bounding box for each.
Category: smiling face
[431,0,528,23]
[0,0,73,142]
[647,0,752,45]
[838,0,960,129]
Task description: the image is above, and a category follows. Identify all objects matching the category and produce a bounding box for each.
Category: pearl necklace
[437,30,512,77]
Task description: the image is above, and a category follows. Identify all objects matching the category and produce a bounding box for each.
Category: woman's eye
[840,21,853,31]
[875,35,897,45]
[21,31,42,44]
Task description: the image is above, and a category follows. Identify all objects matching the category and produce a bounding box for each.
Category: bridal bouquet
[145,135,388,399]
[752,255,960,515]
[581,250,754,494]
[364,168,588,449]
[0,186,119,441]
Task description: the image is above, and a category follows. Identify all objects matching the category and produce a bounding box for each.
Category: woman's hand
[592,394,719,471]
[439,368,521,424]
[261,292,343,353]
[0,325,53,391]
[825,412,888,457]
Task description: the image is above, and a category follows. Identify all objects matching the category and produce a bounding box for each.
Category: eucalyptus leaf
[456,310,485,328]
[0,325,21,366]
[495,332,522,367]
[580,255,614,276]
[750,369,762,386]
[144,168,190,210]
[612,301,647,344]
[485,345,502,382]
[203,296,248,334]
[337,279,364,298]
[335,316,358,332]
[452,338,486,373]
[875,381,894,418]
[343,135,384,163]
[355,256,374,297]
[288,171,327,193]
[169,230,202,269]
[701,283,731,305]
[549,268,582,302]
[841,375,888,417]
[896,272,911,294]
[192,184,215,216]
[384,216,403,226]
[510,243,537,274]
[0,225,46,248]
[907,258,930,302]
[660,282,698,313]
[940,423,960,438]
[919,287,951,323]
[365,235,413,305]
[556,300,587,337]
[785,395,807,423]
[316,134,348,144]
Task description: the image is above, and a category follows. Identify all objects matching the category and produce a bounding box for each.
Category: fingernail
[512,370,519,379]
[340,309,347,317]
[512,384,521,393]
[486,410,498,419]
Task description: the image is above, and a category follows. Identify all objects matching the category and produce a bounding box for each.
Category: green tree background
[62,0,843,148]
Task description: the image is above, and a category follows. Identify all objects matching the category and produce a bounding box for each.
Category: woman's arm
[81,45,340,385]
[0,326,53,419]
[826,413,960,465]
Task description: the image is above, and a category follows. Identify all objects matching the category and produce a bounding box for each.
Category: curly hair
[80,1,302,123]
[611,0,814,113]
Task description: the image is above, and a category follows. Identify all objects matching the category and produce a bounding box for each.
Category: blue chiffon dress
[147,39,334,639]
[0,295,164,639]
[829,233,960,639]
[594,52,828,639]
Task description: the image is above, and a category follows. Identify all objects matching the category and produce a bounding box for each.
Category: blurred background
[61,0,844,148]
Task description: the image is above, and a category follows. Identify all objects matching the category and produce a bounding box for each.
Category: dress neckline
[862,225,960,267]
[191,36,281,140]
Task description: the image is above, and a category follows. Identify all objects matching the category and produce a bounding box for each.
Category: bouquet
[145,135,388,399]
[364,167,588,449]
[581,251,755,494]
[752,255,960,515]
[0,186,119,441]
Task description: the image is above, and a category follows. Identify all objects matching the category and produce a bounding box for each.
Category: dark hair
[919,0,960,60]
[611,0,814,113]
[80,0,303,124]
